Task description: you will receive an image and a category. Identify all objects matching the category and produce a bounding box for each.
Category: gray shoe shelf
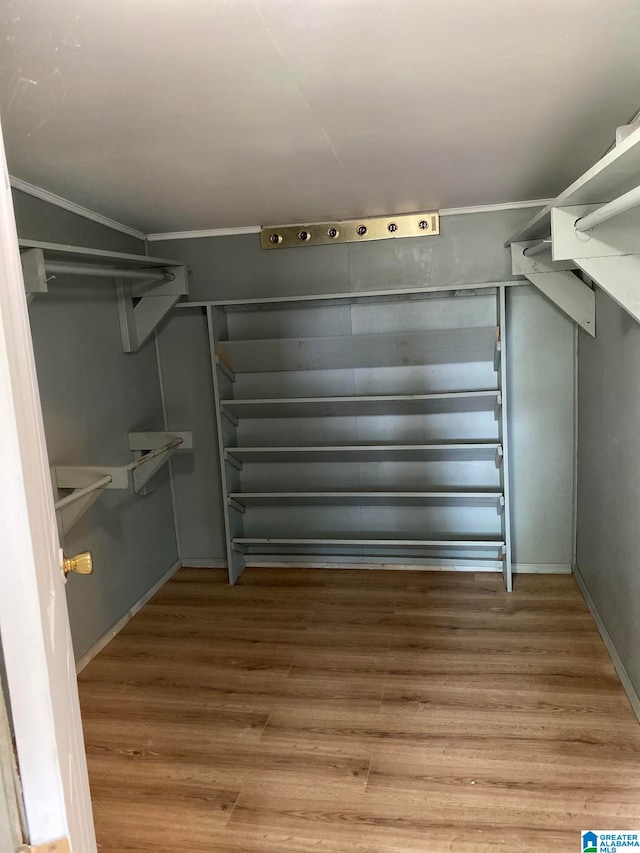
[185,282,513,589]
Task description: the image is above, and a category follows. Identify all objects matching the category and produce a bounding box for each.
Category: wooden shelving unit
[193,284,513,588]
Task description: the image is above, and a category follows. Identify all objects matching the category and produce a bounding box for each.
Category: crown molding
[147,199,552,241]
[146,225,261,242]
[9,176,147,241]
[439,198,553,217]
[8,177,552,243]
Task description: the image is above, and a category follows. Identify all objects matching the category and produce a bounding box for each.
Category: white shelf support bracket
[494,445,504,469]
[128,431,193,495]
[511,242,596,337]
[52,466,129,536]
[116,265,189,353]
[573,254,640,326]
[20,247,47,304]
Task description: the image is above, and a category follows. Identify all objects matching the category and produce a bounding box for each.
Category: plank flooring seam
[78,567,640,853]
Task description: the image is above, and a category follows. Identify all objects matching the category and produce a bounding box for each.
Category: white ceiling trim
[9,176,147,241]
[8,176,552,243]
[146,225,262,242]
[439,198,553,217]
[146,199,553,242]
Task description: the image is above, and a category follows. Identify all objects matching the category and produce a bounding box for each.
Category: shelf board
[233,537,506,551]
[219,327,498,373]
[221,390,500,419]
[18,239,180,270]
[225,442,501,464]
[507,125,640,244]
[175,281,521,312]
[229,491,503,508]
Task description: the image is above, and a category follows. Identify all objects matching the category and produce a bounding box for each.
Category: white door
[0,119,97,850]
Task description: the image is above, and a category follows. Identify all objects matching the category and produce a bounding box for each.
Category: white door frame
[0,123,96,849]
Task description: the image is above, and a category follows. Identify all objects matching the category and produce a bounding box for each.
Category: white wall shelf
[52,431,192,536]
[19,239,189,352]
[507,126,640,331]
[507,125,640,244]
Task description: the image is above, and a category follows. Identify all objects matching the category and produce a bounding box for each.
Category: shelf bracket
[51,466,129,536]
[216,354,235,383]
[493,339,502,372]
[52,432,192,530]
[572,254,640,326]
[494,445,504,469]
[511,242,595,336]
[21,247,48,304]
[224,451,243,472]
[221,406,239,427]
[128,431,193,494]
[116,266,189,353]
[228,496,245,514]
[494,392,502,421]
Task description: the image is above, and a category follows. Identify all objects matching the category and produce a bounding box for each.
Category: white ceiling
[1,0,640,233]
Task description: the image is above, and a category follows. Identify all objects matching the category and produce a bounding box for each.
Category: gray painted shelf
[19,239,179,269]
[221,390,501,419]
[219,326,498,373]
[229,491,504,508]
[233,537,506,551]
[206,285,512,587]
[177,281,520,312]
[225,442,502,464]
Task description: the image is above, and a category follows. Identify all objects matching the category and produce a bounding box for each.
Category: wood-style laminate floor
[78,568,640,853]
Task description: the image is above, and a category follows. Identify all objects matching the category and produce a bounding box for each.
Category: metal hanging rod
[523,238,552,257]
[44,261,175,282]
[575,182,640,232]
[54,473,113,510]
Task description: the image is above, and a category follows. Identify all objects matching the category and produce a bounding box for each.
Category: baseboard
[181,558,227,568]
[513,563,572,574]
[574,565,640,723]
[75,558,182,673]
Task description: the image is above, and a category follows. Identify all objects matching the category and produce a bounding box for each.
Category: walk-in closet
[1,3,639,852]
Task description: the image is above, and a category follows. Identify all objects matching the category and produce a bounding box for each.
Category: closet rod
[575,182,640,232]
[523,238,552,257]
[54,474,113,510]
[45,261,174,282]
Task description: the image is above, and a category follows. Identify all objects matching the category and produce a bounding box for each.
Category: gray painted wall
[13,189,179,660]
[577,288,640,696]
[156,208,576,571]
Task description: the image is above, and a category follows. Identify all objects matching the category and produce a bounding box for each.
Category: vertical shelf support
[206,306,246,584]
[498,287,513,591]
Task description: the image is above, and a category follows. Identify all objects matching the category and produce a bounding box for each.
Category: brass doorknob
[63,551,93,576]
